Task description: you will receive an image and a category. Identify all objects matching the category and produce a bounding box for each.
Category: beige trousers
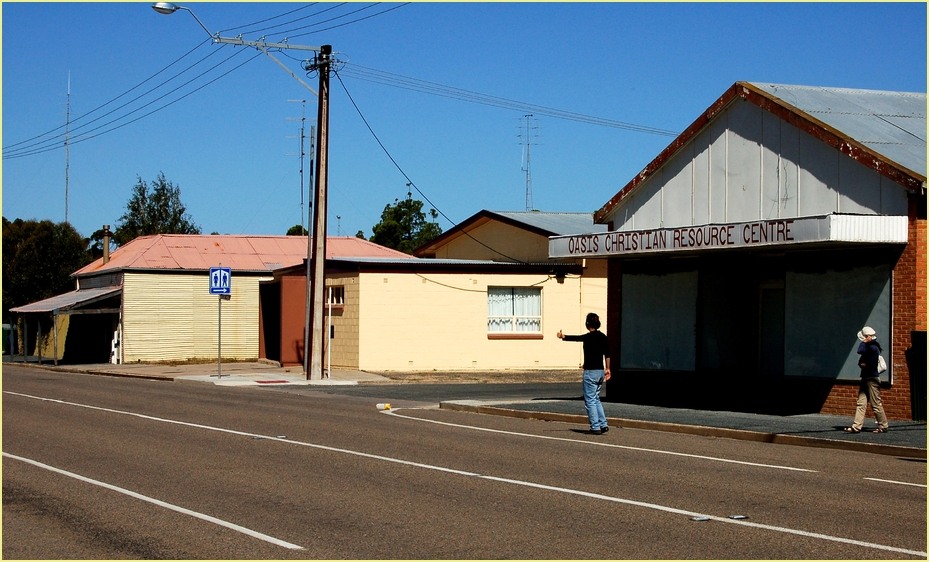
[852,377,888,430]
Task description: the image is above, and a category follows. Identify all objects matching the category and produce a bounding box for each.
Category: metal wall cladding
[609,100,910,231]
[122,272,259,362]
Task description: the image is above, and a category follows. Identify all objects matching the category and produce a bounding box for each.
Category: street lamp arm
[151,3,215,39]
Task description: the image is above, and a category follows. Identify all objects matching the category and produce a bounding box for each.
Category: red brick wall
[819,199,926,420]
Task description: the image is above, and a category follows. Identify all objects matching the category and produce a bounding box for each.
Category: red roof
[74,234,414,276]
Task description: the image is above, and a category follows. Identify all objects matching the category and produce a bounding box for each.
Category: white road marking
[384,408,817,472]
[864,477,927,488]
[1,452,304,551]
[5,391,925,558]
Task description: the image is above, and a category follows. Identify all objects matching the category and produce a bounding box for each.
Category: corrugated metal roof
[489,211,610,235]
[10,286,121,313]
[74,235,413,277]
[750,83,926,177]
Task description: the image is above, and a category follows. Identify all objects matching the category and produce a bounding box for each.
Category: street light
[152,3,332,380]
[151,2,213,36]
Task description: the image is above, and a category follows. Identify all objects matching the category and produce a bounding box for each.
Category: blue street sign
[210,267,231,294]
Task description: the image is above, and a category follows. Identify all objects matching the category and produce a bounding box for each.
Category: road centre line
[5,391,925,558]
[1,452,304,551]
[864,477,927,488]
[385,408,816,473]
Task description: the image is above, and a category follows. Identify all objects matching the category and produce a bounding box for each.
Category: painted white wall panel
[761,111,784,219]
[692,131,711,226]
[604,97,910,232]
[797,133,839,216]
[708,118,729,224]
[725,102,763,223]
[661,145,694,227]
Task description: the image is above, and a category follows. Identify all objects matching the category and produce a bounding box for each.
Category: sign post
[209,267,232,378]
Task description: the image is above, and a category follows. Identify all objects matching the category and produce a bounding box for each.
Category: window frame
[486,286,543,340]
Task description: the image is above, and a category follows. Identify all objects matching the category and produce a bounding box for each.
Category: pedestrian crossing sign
[209,267,231,294]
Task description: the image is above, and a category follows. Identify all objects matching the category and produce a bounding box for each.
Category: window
[487,287,542,334]
[326,286,345,306]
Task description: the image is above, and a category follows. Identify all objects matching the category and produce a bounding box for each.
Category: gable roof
[74,234,414,276]
[595,81,927,223]
[414,210,607,257]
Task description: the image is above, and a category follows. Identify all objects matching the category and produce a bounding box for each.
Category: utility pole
[304,45,332,380]
[151,3,331,381]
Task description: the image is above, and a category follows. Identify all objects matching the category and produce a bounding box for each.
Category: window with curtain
[487,287,542,333]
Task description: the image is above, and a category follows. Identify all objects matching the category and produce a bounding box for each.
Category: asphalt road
[3,365,926,559]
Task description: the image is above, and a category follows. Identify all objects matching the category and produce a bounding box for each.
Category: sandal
[872,427,888,433]
[843,427,860,433]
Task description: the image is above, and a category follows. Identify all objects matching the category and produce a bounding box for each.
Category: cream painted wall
[122,272,260,362]
[434,221,551,262]
[354,270,607,371]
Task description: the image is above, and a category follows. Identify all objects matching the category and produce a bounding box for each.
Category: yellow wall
[353,270,607,371]
[433,221,551,262]
[122,272,261,362]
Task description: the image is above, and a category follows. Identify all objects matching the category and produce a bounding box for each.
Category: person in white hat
[844,326,889,433]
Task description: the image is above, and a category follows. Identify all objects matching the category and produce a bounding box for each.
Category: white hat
[857,326,877,341]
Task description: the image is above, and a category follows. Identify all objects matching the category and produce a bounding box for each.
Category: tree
[286,224,308,236]
[369,194,442,254]
[113,172,200,245]
[2,218,91,322]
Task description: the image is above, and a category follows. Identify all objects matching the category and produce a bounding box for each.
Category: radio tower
[64,73,71,224]
[518,114,537,211]
[287,99,308,232]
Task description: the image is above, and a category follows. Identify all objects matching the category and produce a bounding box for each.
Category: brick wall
[820,199,926,420]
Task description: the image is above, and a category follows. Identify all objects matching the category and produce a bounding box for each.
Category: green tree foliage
[2,218,91,322]
[286,224,308,236]
[369,194,442,254]
[114,172,200,245]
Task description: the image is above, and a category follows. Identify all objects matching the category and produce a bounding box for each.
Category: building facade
[551,82,926,419]
[263,210,610,372]
[10,235,406,365]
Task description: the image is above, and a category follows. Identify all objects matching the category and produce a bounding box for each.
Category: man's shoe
[587,429,603,435]
[600,426,609,434]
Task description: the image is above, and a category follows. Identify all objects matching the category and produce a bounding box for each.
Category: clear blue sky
[3,2,926,241]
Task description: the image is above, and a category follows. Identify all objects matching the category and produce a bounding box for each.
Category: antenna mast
[65,73,71,224]
[287,99,308,232]
[519,114,537,211]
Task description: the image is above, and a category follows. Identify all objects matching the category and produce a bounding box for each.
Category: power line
[219,2,320,35]
[283,3,411,39]
[2,38,212,155]
[333,68,530,264]
[339,63,680,137]
[4,3,403,160]
[4,47,257,159]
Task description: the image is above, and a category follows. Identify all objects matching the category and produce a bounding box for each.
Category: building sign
[549,215,908,258]
[209,267,232,295]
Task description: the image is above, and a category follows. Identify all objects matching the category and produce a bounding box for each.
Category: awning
[10,286,121,314]
[549,214,909,259]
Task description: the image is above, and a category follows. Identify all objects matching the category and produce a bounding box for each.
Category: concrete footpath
[5,359,925,459]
